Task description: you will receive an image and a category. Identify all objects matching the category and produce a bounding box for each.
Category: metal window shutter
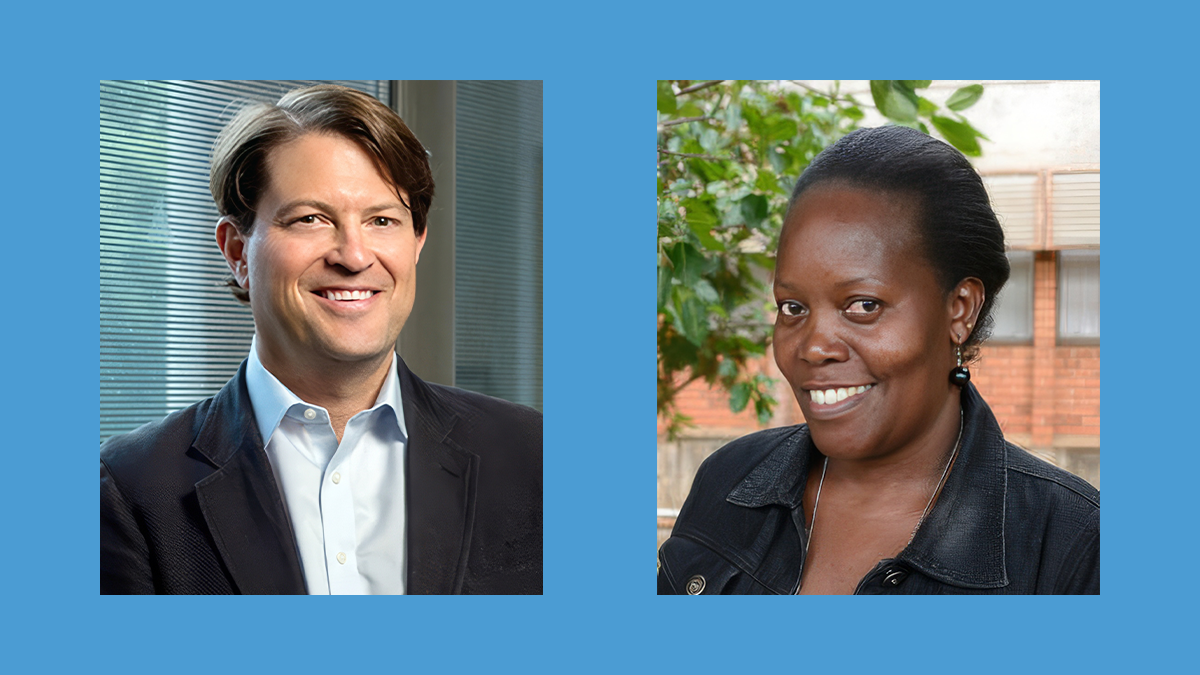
[1050,172,1100,248]
[982,174,1040,249]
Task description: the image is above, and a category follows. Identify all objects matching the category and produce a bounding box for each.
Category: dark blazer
[100,358,542,594]
[658,383,1099,594]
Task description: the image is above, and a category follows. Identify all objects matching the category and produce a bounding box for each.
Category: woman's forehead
[776,185,933,287]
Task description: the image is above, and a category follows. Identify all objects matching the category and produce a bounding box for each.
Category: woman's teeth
[809,384,872,405]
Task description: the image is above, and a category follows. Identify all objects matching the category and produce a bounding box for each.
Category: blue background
[3,1,1195,672]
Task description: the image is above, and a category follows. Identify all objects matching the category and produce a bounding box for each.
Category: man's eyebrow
[273,200,410,216]
[274,199,336,216]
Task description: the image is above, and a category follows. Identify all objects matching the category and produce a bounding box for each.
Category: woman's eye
[296,215,320,224]
[846,299,881,315]
[778,301,805,317]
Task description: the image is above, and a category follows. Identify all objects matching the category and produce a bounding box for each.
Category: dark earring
[950,344,970,386]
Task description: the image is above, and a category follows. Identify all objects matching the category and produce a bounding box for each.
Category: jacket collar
[725,383,1008,590]
[191,356,480,595]
[192,360,308,594]
[397,358,478,595]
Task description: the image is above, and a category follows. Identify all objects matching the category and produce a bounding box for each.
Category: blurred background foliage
[657,80,988,438]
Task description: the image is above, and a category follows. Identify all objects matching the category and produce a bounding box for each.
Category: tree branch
[787,80,874,108]
[660,116,713,128]
[676,80,724,95]
[657,148,726,162]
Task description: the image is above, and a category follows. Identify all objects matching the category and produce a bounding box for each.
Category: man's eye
[846,299,881,315]
[295,215,321,225]
[372,217,395,227]
[778,301,805,317]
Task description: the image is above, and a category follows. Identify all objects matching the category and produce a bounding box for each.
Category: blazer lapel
[401,359,479,594]
[193,362,307,595]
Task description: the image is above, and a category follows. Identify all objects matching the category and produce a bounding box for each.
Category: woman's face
[773,184,957,461]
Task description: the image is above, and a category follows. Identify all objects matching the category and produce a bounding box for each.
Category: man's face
[219,132,426,372]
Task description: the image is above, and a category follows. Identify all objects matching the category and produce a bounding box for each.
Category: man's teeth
[809,384,872,405]
[323,290,374,301]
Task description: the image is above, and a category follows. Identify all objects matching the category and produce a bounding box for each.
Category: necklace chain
[803,409,964,558]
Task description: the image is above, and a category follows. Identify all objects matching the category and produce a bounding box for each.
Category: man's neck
[256,342,394,442]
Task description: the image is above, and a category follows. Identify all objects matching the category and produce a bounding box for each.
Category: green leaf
[677,293,709,346]
[930,115,982,156]
[681,198,725,251]
[767,117,798,142]
[812,95,829,107]
[900,80,932,90]
[945,84,983,111]
[870,80,918,122]
[657,260,672,310]
[729,382,751,413]
[755,399,772,425]
[657,80,677,114]
[740,194,769,229]
[755,169,780,194]
[665,242,713,286]
[718,358,737,379]
[843,105,864,121]
[917,97,937,118]
[694,278,720,304]
[677,101,705,118]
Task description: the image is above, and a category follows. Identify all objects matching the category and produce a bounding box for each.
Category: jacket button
[883,568,908,587]
[685,575,706,595]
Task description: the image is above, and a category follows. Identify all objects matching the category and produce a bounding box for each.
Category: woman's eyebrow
[833,276,883,288]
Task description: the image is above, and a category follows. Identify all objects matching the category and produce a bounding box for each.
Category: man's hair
[210,84,434,304]
[783,125,1010,361]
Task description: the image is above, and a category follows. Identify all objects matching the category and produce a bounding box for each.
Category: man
[100,85,542,594]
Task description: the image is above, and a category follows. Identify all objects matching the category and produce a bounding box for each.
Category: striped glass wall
[454,81,543,411]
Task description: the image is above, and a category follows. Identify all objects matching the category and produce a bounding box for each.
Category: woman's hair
[784,125,1009,360]
[209,84,435,304]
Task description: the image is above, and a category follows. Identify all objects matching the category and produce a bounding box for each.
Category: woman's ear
[950,278,985,344]
[215,217,250,290]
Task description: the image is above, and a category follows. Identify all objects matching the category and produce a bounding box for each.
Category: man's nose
[325,224,374,273]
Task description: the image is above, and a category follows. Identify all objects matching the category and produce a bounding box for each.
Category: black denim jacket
[658,384,1099,594]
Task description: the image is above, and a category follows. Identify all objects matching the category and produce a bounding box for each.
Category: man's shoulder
[99,396,216,484]
[410,375,542,454]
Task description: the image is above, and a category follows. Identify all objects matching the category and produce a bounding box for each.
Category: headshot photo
[100,80,543,594]
[656,80,1099,594]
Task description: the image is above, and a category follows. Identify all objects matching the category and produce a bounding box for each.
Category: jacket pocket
[658,536,759,594]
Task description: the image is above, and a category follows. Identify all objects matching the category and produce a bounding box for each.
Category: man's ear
[215,217,250,290]
[414,227,428,265]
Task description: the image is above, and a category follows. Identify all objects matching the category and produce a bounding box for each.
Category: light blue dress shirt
[245,339,408,595]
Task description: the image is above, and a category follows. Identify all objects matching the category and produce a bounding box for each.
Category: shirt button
[337,552,347,565]
[331,472,341,484]
[303,408,316,420]
[883,568,908,587]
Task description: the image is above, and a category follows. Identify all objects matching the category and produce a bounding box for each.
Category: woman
[657,126,1099,595]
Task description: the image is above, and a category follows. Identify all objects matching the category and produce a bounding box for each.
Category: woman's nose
[798,313,848,364]
[325,224,374,273]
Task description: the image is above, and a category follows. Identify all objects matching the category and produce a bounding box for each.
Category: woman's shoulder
[690,425,811,493]
[1003,441,1100,509]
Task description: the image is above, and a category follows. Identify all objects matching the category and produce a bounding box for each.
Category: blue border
[4,2,1197,672]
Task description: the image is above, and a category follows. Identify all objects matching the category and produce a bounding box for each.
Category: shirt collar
[725,383,1008,589]
[245,337,407,444]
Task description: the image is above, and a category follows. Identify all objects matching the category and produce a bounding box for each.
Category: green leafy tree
[657,80,988,438]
